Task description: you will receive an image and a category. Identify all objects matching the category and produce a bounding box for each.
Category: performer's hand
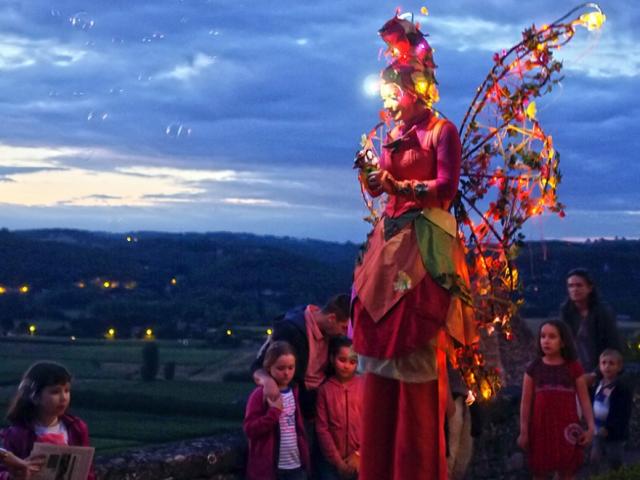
[516,431,528,451]
[366,170,383,195]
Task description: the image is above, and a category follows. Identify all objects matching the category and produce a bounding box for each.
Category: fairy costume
[351,16,476,480]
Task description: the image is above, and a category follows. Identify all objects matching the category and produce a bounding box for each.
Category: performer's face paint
[380,81,420,122]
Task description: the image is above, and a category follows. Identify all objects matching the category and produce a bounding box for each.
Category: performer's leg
[394,379,443,480]
[359,373,399,480]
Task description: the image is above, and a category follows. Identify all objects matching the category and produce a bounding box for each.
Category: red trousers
[359,373,445,480]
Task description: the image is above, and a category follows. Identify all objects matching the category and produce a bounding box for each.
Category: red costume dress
[526,358,585,476]
[352,111,475,480]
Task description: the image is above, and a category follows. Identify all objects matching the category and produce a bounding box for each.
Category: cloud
[0,0,636,241]
[157,52,216,82]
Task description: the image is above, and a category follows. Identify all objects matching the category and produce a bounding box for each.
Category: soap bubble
[69,11,95,30]
[142,32,165,43]
[87,111,109,122]
[165,123,192,138]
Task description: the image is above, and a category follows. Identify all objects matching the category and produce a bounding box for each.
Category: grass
[0,336,255,453]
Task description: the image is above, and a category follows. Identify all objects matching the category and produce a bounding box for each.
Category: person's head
[329,336,358,382]
[317,294,351,338]
[599,349,623,381]
[263,341,296,389]
[377,15,438,120]
[7,362,72,424]
[566,268,598,308]
[536,320,577,361]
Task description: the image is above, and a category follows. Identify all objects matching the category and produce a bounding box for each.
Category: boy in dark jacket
[590,349,633,474]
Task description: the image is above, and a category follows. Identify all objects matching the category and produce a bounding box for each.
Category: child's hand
[516,432,528,451]
[579,426,594,446]
[7,454,44,480]
[267,396,283,410]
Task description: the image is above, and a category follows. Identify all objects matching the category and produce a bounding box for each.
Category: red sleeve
[0,426,30,479]
[243,387,281,439]
[568,360,584,379]
[426,120,461,202]
[315,384,342,467]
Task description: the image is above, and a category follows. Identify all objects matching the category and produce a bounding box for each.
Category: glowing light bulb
[578,11,606,31]
[362,74,380,97]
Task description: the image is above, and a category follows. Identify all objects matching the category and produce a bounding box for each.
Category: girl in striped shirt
[244,341,310,480]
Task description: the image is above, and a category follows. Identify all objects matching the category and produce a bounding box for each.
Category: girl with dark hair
[0,361,95,480]
[560,268,621,374]
[518,321,595,479]
[316,337,362,479]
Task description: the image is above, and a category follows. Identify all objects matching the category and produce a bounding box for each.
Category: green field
[0,336,256,453]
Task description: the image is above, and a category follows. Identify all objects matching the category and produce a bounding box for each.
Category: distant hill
[0,228,637,337]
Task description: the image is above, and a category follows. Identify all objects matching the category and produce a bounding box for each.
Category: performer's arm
[376,121,462,202]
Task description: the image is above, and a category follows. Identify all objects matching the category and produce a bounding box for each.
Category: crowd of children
[518,320,633,479]
[0,322,634,480]
[245,337,362,480]
[247,323,634,480]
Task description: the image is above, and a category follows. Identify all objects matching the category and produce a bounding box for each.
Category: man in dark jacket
[251,294,350,419]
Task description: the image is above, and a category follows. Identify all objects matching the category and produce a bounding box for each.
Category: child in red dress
[517,320,595,479]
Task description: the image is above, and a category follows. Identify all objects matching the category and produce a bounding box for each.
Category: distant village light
[19,285,30,294]
[28,324,36,335]
[226,329,232,336]
[170,278,177,285]
[0,286,6,294]
[266,328,273,336]
[145,328,153,337]
[106,328,116,339]
[103,281,111,288]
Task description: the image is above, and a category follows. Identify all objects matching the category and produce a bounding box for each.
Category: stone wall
[95,432,246,480]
